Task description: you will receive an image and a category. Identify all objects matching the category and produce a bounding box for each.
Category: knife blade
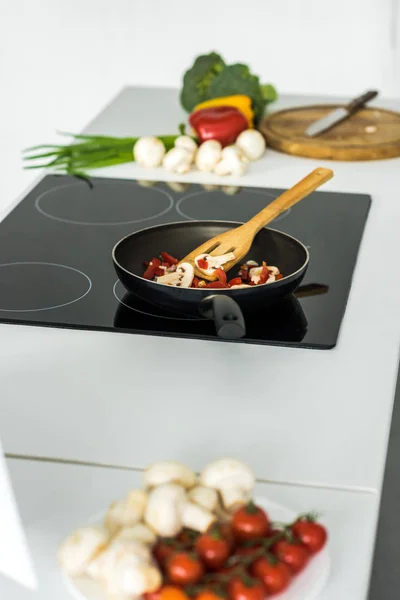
[305,90,378,137]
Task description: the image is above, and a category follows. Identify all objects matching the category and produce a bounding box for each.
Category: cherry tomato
[232,502,270,541]
[159,586,190,600]
[228,575,266,600]
[143,590,162,600]
[196,592,224,600]
[166,552,205,585]
[292,518,328,554]
[153,540,178,566]
[178,528,200,546]
[272,539,309,574]
[195,529,231,569]
[251,555,291,595]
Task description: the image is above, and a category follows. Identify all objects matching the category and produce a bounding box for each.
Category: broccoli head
[180,52,226,113]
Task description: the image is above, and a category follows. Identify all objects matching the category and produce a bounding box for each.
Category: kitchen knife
[305,90,378,137]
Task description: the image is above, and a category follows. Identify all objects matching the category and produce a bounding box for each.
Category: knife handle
[345,90,378,114]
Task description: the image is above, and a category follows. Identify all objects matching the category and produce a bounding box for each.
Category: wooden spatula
[180,167,334,281]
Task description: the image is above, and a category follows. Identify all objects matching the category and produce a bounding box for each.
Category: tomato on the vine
[251,555,292,595]
[292,518,328,553]
[232,502,270,541]
[196,592,225,600]
[178,528,200,546]
[228,575,266,600]
[166,551,205,585]
[272,539,309,573]
[159,586,190,600]
[153,540,178,566]
[195,529,231,569]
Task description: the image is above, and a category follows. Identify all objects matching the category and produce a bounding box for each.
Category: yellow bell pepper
[193,95,254,128]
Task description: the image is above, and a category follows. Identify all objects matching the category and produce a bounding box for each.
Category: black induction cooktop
[0,175,371,349]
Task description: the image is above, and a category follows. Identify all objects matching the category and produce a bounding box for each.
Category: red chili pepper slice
[276,273,283,280]
[258,265,270,284]
[214,268,227,285]
[206,281,227,288]
[143,257,161,280]
[160,252,179,265]
[228,277,243,287]
[192,277,200,288]
[197,258,209,270]
[143,265,156,279]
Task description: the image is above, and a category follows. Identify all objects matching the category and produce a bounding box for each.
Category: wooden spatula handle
[244,167,334,235]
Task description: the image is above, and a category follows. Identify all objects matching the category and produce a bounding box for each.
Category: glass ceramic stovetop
[0,175,371,349]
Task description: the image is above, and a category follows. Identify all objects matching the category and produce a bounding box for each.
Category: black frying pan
[112,221,309,340]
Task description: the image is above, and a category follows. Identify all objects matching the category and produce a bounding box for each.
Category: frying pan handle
[198,295,246,340]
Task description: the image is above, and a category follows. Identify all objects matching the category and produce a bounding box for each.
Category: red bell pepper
[160,251,179,265]
[258,265,270,284]
[214,268,227,286]
[143,257,161,280]
[197,258,209,270]
[206,281,227,288]
[189,106,248,147]
[228,277,243,287]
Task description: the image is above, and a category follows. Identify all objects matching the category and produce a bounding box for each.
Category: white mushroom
[188,485,219,512]
[222,186,241,195]
[200,458,255,512]
[105,490,147,534]
[202,184,220,191]
[195,140,222,172]
[138,180,158,188]
[235,129,266,161]
[166,181,190,193]
[214,145,248,177]
[134,137,166,168]
[156,262,194,288]
[195,252,235,277]
[86,538,152,581]
[105,553,162,596]
[181,500,216,532]
[163,147,193,174]
[145,482,186,537]
[57,526,108,576]
[249,266,277,285]
[175,135,198,160]
[144,460,196,489]
[114,523,157,546]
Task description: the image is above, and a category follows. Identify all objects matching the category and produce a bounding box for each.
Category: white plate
[63,496,331,600]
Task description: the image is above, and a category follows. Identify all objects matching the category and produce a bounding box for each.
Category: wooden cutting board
[259,105,400,161]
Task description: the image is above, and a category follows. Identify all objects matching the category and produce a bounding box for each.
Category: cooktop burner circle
[175,189,291,223]
[35,181,174,226]
[113,280,201,321]
[0,262,92,312]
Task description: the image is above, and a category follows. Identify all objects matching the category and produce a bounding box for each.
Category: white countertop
[1,88,399,493]
[0,458,379,600]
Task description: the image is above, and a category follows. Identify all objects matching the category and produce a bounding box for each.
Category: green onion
[23,131,181,178]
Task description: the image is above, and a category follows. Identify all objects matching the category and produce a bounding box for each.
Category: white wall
[0,0,397,204]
